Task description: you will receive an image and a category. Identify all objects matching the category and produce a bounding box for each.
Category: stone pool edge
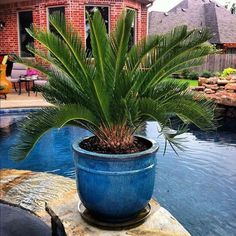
[0,169,191,236]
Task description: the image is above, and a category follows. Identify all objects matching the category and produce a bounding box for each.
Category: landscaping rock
[231,75,236,81]
[204,88,215,94]
[217,80,230,85]
[226,90,235,93]
[205,91,236,107]
[199,77,218,85]
[191,86,205,91]
[198,77,208,86]
[208,77,218,84]
[195,76,236,107]
[204,84,219,90]
[226,75,236,81]
[225,83,236,91]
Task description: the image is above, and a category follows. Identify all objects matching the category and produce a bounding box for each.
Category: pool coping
[0,169,191,236]
[0,107,42,115]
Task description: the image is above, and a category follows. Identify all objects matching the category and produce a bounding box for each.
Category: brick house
[149,0,236,54]
[0,0,152,58]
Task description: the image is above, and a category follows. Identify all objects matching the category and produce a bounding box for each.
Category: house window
[18,11,34,57]
[48,6,65,33]
[85,6,109,55]
[127,9,137,50]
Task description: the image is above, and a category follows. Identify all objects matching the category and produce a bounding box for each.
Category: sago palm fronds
[12,10,217,160]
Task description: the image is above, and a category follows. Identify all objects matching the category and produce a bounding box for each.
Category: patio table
[18,75,38,96]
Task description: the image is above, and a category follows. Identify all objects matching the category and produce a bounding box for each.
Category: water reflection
[0,116,236,236]
[190,129,236,145]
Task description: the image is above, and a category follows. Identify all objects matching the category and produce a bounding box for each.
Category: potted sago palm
[12,10,216,226]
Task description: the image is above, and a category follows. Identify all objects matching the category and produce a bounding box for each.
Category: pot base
[78,202,151,230]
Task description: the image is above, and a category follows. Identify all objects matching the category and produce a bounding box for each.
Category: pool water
[0,114,236,236]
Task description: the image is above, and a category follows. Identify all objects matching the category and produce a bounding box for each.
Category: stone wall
[192,75,236,107]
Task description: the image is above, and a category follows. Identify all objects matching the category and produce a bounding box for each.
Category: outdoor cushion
[34,80,48,86]
[6,77,19,82]
[26,68,39,76]
[11,63,27,78]
[12,63,27,70]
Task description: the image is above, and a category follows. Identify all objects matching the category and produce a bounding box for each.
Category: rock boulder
[225,83,236,91]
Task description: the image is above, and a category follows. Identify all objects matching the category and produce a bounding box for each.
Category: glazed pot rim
[72,135,159,159]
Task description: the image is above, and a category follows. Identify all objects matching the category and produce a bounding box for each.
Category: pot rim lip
[72,135,159,159]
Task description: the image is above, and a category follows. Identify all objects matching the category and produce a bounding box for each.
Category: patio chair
[34,78,48,96]
[7,63,27,92]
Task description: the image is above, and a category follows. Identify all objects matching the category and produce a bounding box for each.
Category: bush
[181,69,191,78]
[221,68,236,77]
[214,71,221,77]
[187,72,199,80]
[201,70,212,78]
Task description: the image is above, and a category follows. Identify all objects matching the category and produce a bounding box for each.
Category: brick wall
[0,0,148,56]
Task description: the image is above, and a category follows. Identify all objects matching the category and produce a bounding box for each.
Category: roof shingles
[149,0,236,44]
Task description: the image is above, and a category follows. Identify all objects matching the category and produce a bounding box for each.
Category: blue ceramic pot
[73,135,158,221]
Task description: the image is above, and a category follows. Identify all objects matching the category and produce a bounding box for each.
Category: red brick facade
[0,0,149,56]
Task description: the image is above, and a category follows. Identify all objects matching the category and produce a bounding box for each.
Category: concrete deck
[0,90,51,109]
[0,169,191,236]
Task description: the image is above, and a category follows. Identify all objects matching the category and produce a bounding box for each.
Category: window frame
[47,5,65,32]
[84,5,110,51]
[17,10,34,58]
[126,7,138,46]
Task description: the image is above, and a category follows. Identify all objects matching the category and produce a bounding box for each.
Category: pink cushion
[26,69,39,76]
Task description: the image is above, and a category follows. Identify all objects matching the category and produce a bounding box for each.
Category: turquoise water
[0,114,236,236]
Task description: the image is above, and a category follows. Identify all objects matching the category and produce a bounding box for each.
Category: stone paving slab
[0,91,51,109]
[0,169,190,236]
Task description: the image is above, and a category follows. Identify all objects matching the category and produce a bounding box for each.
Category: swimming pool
[0,112,236,236]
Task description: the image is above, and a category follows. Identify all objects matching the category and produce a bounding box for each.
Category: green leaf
[14,11,216,158]
[11,105,99,161]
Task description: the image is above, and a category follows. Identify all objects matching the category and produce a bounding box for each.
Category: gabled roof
[149,0,236,44]
[168,0,189,12]
[211,3,236,43]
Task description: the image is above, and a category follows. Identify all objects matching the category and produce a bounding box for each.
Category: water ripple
[1,119,236,236]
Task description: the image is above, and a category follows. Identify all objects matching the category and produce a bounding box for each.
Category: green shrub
[221,68,236,77]
[181,69,191,78]
[201,70,212,78]
[214,71,221,77]
[187,72,199,80]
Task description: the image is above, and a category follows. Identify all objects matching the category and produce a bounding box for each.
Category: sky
[149,0,236,12]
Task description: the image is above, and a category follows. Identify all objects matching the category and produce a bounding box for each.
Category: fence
[194,54,236,72]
